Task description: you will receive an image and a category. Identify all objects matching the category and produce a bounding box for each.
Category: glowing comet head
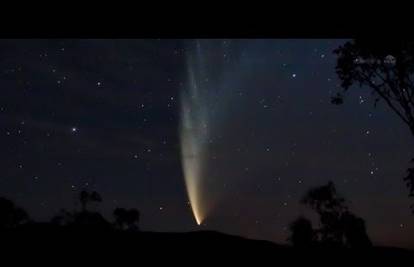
[195,212,202,226]
[181,153,206,226]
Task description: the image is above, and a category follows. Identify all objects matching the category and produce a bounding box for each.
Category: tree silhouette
[50,191,109,229]
[302,181,347,246]
[0,197,30,229]
[334,39,414,135]
[341,211,372,248]
[289,181,372,248]
[404,158,414,212]
[113,208,140,231]
[288,216,315,248]
[73,190,107,228]
[334,40,414,212]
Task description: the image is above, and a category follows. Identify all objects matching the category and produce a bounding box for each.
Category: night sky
[0,39,413,248]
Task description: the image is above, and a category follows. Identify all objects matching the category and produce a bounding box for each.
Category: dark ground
[1,224,412,265]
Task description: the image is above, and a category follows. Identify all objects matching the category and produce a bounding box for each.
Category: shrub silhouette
[0,197,29,229]
[80,190,102,211]
[50,191,141,232]
[71,210,110,229]
[113,208,140,231]
[50,209,74,226]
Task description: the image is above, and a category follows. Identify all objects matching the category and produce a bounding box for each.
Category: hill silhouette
[1,225,413,265]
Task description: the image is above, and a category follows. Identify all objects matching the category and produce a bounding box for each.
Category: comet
[179,40,238,225]
[179,40,218,225]
[180,49,208,225]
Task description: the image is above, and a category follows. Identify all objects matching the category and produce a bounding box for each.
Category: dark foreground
[1,224,412,265]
